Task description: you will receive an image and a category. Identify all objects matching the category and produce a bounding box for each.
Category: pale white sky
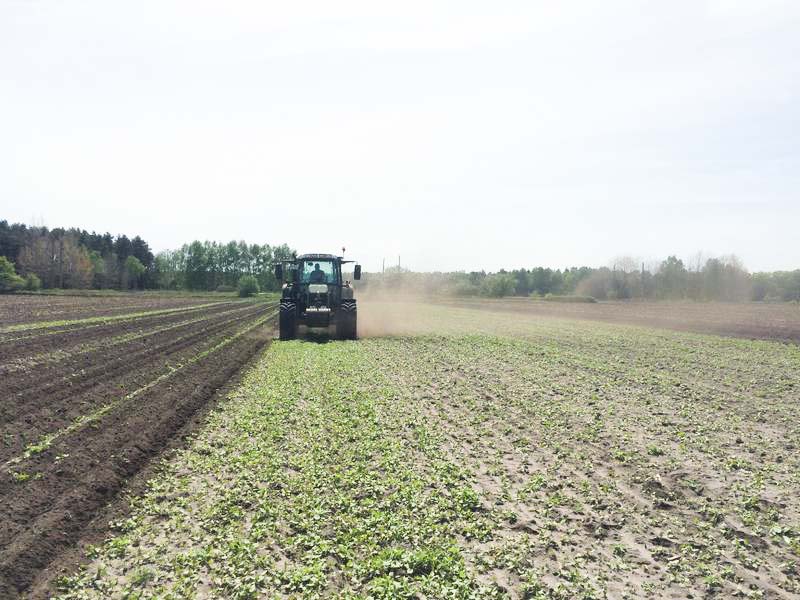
[1,1,798,272]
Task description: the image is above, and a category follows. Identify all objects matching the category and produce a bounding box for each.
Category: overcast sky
[1,1,798,272]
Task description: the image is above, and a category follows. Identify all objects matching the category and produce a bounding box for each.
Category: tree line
[0,221,155,290]
[0,220,294,293]
[3,220,799,301]
[358,255,800,302]
[154,240,294,292]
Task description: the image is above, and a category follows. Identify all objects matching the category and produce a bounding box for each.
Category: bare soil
[0,300,240,362]
[361,303,800,598]
[438,297,800,343]
[0,293,222,326]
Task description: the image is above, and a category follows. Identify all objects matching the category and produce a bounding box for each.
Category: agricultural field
[0,293,277,598]
[38,301,800,599]
[435,297,800,344]
[0,293,226,326]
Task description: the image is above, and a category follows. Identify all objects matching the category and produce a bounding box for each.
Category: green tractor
[274,253,362,340]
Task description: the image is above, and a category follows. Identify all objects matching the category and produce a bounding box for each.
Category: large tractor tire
[338,301,357,340]
[279,301,298,340]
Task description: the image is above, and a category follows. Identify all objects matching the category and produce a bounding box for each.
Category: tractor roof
[297,253,340,261]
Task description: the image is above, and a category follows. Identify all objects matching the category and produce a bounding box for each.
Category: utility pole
[58,234,64,289]
[641,262,645,299]
[398,255,400,269]
[382,258,385,274]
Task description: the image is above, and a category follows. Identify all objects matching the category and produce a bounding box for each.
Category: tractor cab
[274,253,361,340]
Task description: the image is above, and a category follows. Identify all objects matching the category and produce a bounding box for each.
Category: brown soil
[0,293,221,326]
[0,297,277,598]
[0,303,267,461]
[437,298,800,342]
[0,301,241,362]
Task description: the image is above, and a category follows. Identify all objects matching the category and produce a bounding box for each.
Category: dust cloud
[355,294,800,344]
[356,293,446,338]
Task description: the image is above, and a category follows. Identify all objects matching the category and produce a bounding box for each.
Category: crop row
[0,302,262,376]
[0,293,225,326]
[7,307,278,472]
[0,301,229,335]
[0,302,276,463]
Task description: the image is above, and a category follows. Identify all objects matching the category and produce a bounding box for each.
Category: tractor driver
[309,263,327,283]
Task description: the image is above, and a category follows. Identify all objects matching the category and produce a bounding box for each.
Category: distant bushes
[480,273,516,298]
[354,256,800,303]
[751,271,800,302]
[542,294,597,303]
[237,275,260,297]
[0,256,24,292]
[24,273,42,291]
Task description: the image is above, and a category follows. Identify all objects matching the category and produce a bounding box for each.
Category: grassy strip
[0,301,233,334]
[3,309,277,470]
[539,294,597,303]
[56,340,501,599]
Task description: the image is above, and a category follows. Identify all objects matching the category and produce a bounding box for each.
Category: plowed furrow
[0,296,210,327]
[0,304,274,462]
[0,321,272,598]
[0,306,243,378]
[0,302,241,360]
[0,302,264,392]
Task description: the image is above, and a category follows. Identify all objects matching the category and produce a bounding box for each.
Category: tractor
[274,253,362,340]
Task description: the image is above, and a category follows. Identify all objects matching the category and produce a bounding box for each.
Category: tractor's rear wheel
[279,302,298,340]
[338,302,357,340]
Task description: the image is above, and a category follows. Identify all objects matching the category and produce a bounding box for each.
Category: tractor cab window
[301,260,335,284]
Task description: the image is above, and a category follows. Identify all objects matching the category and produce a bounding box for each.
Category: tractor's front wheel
[338,301,357,340]
[279,301,298,340]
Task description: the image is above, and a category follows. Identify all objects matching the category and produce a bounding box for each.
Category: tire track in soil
[0,302,227,339]
[0,304,275,462]
[0,312,276,599]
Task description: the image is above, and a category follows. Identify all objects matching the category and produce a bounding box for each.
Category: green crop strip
[56,340,503,599]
